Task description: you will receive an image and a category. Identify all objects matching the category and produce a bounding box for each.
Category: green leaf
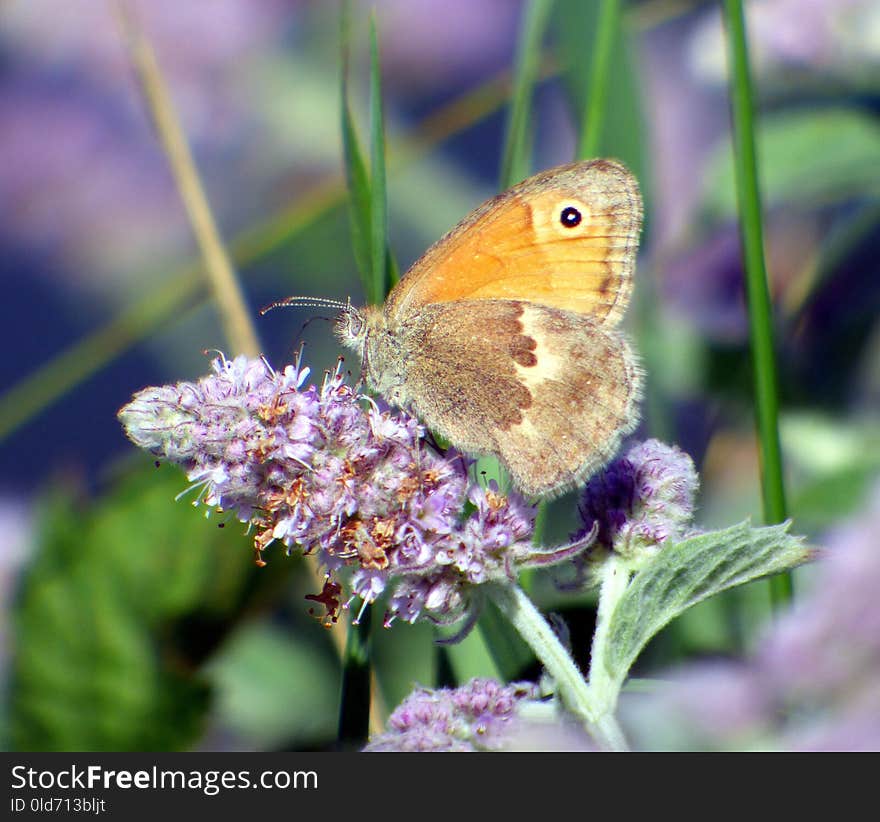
[478,596,536,679]
[441,620,504,684]
[371,619,436,708]
[702,107,880,220]
[340,102,373,291]
[601,521,811,688]
[386,246,400,289]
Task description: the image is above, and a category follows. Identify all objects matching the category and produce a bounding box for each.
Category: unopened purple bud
[577,439,699,567]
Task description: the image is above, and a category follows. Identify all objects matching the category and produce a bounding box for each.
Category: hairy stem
[488,582,628,751]
[587,556,631,715]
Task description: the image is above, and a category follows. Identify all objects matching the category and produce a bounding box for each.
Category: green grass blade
[722,0,791,604]
[555,0,647,188]
[369,15,389,302]
[499,0,554,188]
[117,4,260,358]
[340,115,372,292]
[340,1,374,301]
[576,0,621,159]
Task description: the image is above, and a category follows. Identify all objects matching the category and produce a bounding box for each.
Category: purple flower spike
[119,352,588,633]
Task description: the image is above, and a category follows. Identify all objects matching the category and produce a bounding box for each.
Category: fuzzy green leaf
[601,520,811,688]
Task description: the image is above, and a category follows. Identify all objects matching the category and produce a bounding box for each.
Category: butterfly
[272,159,643,498]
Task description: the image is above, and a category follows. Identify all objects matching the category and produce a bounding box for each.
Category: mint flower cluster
[118,353,585,629]
[364,679,539,751]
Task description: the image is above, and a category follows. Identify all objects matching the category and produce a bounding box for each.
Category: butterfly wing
[396,299,642,498]
[386,159,642,328]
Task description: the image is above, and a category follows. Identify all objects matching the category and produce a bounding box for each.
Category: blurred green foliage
[703,107,880,218]
[8,462,310,750]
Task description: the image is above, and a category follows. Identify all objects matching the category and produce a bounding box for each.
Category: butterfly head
[335,302,398,393]
[335,302,371,357]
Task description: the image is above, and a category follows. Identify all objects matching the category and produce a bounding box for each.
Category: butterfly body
[337,159,643,498]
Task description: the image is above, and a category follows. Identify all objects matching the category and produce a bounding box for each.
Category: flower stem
[488,582,629,751]
[587,556,631,715]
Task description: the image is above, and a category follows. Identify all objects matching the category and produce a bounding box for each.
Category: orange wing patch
[386,159,642,327]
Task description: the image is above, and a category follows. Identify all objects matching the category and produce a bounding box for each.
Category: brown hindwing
[396,300,642,497]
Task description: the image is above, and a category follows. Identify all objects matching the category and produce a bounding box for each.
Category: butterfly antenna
[260,296,350,316]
